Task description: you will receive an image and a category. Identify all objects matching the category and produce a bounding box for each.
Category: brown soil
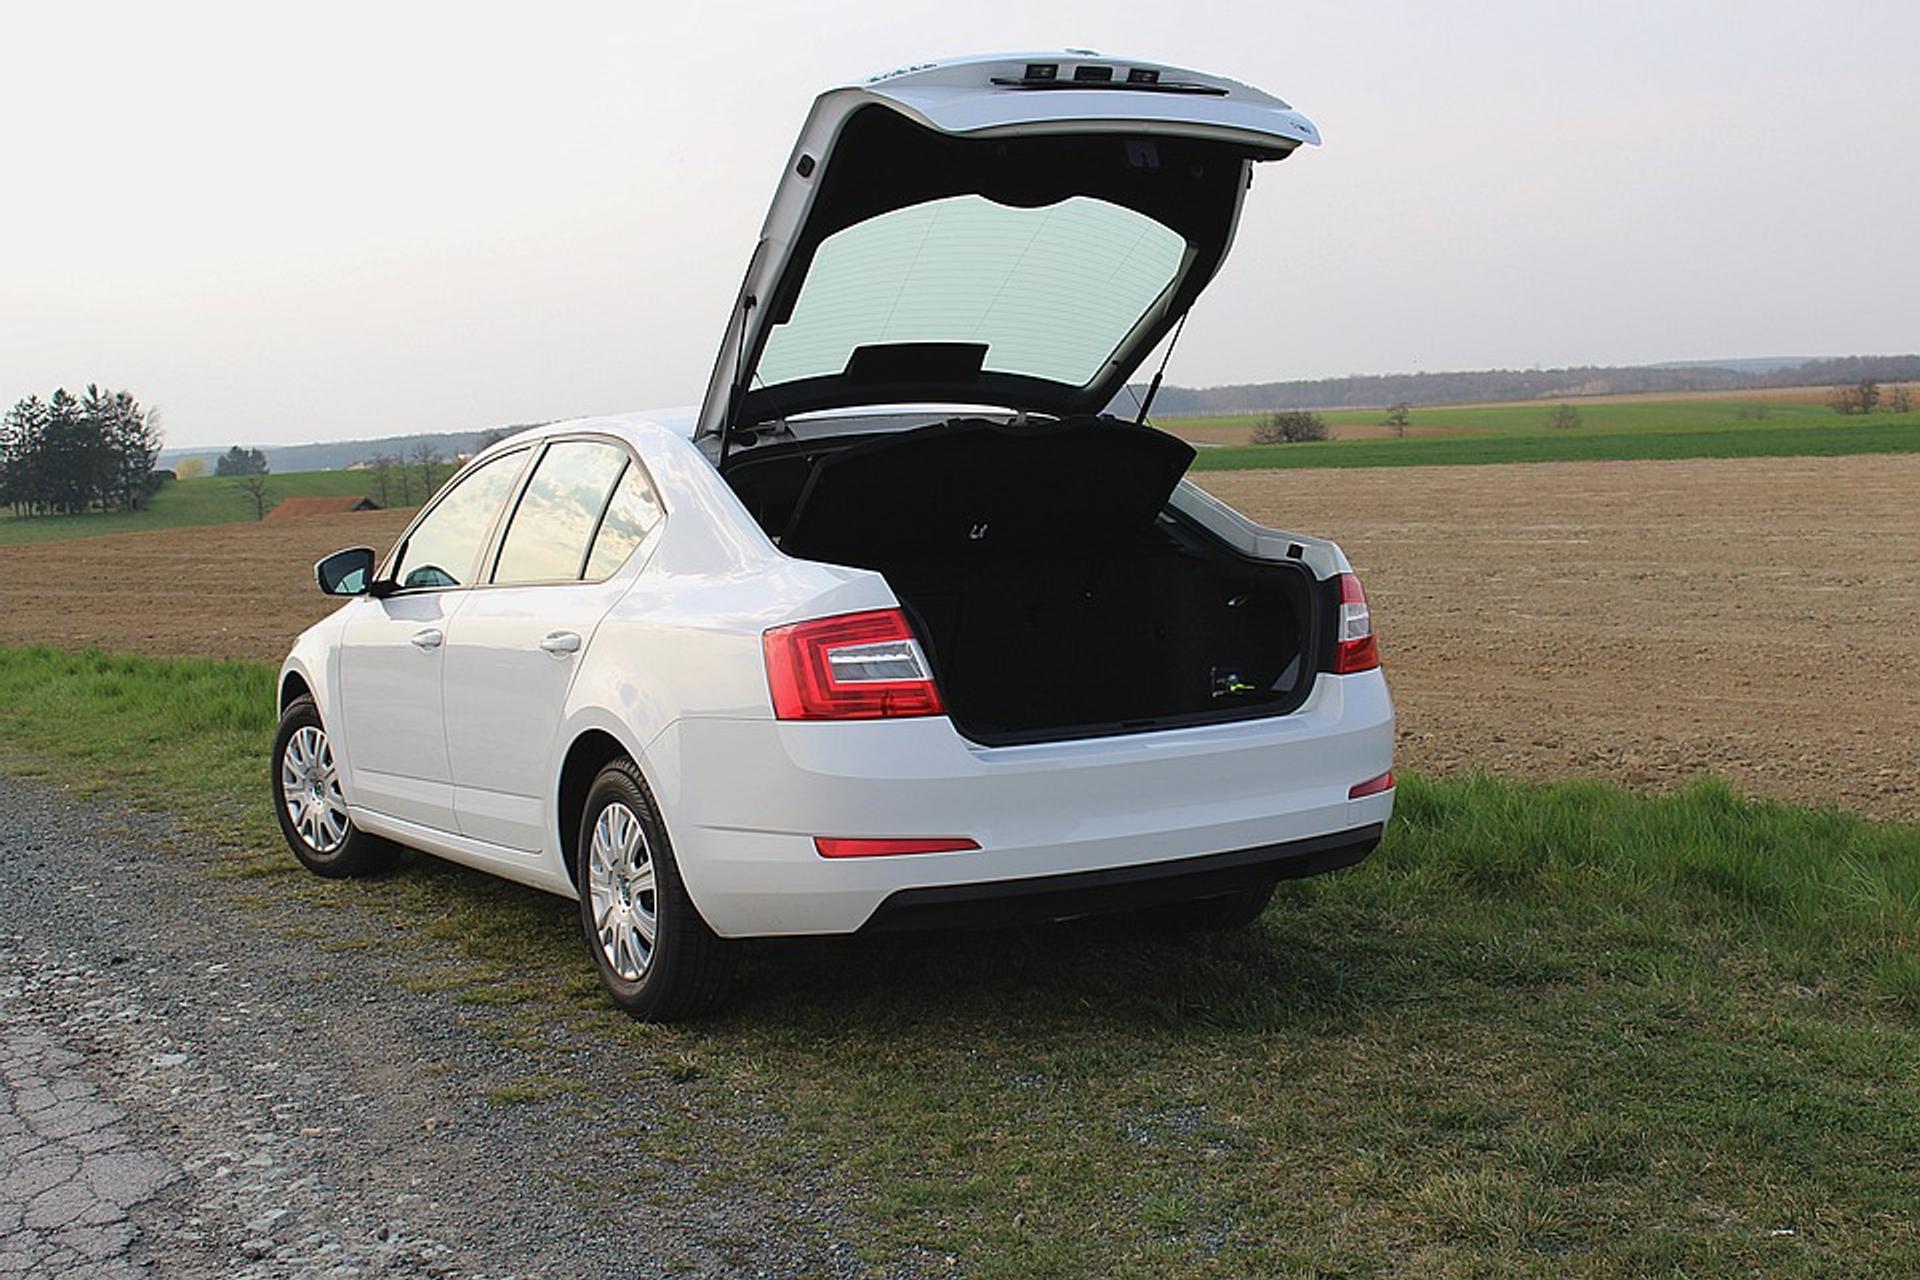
[0,510,414,663]
[1198,454,1920,821]
[2,455,1915,821]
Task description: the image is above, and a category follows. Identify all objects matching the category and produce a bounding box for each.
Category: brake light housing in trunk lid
[764,609,946,720]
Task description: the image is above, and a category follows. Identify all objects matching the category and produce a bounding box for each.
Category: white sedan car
[274,52,1394,1019]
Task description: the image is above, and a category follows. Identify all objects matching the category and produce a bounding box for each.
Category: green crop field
[1166,400,1920,470]
[0,464,454,547]
[3,643,1917,1278]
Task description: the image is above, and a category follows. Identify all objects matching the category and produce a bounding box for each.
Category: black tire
[1161,881,1277,932]
[271,695,398,879]
[576,757,734,1021]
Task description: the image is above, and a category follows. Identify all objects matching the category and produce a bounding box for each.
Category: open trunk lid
[696,52,1318,447]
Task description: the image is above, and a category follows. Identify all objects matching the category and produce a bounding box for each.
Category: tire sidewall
[576,761,699,1017]
[271,696,362,876]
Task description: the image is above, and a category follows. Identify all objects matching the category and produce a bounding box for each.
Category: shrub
[1250,411,1329,444]
[1546,404,1582,430]
[1383,402,1412,437]
[1829,380,1881,415]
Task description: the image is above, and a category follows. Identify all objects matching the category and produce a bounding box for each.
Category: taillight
[1333,573,1380,673]
[764,608,945,720]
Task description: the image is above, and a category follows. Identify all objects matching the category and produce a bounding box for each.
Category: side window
[390,449,528,590]
[583,460,665,579]
[492,441,629,585]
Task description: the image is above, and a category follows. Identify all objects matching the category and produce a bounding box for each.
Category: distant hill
[1129,354,1920,417]
[159,424,549,475]
[158,353,1920,468]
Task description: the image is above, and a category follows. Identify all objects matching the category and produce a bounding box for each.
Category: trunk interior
[726,417,1320,744]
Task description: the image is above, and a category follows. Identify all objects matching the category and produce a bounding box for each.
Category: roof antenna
[1134,311,1189,426]
[717,293,757,472]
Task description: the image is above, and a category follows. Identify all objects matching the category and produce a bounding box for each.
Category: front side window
[582,460,665,579]
[493,441,629,585]
[390,449,528,590]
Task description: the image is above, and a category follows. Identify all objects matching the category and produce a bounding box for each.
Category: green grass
[4,643,1919,1276]
[0,464,454,546]
[1165,400,1920,470]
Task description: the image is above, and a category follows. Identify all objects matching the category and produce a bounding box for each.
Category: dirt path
[0,775,870,1278]
[1198,452,1920,820]
[0,453,1914,820]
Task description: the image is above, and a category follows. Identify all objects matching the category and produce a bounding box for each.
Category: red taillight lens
[1349,770,1395,799]
[1333,573,1380,674]
[764,608,945,721]
[814,836,980,858]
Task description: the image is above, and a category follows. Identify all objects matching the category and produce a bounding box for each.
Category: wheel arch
[555,725,653,893]
[279,668,314,712]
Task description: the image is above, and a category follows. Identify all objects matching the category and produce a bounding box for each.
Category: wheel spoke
[632,906,656,948]
[628,860,654,900]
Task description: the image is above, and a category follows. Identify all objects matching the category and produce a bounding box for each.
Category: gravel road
[0,774,876,1279]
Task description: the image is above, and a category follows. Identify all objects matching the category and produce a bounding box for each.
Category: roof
[263,495,381,522]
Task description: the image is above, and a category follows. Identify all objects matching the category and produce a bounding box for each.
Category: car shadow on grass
[382,849,1408,1037]
[726,903,1404,1037]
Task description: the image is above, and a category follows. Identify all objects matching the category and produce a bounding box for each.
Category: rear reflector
[1349,771,1395,799]
[764,609,945,720]
[1333,572,1381,674]
[814,836,980,859]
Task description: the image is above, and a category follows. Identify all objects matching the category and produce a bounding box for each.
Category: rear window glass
[755,194,1188,389]
[582,462,665,579]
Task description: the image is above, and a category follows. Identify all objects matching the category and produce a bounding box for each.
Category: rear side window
[390,449,528,590]
[493,440,630,585]
[583,461,665,579]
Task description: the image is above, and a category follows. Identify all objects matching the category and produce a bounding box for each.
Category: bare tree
[409,441,444,499]
[1382,402,1411,437]
[1889,385,1913,414]
[240,475,271,521]
[368,454,394,506]
[381,453,412,505]
[1546,404,1582,430]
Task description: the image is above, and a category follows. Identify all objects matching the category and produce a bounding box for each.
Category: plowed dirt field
[3,453,1914,819]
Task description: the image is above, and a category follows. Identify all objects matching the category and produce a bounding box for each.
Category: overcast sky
[4,1,1916,449]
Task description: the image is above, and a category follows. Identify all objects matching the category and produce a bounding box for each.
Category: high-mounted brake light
[764,609,945,720]
[1333,573,1380,674]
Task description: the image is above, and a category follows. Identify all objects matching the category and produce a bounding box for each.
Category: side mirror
[315,546,376,597]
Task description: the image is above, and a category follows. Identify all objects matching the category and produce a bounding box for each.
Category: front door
[337,446,532,832]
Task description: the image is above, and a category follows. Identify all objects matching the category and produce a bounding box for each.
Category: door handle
[410,628,444,650]
[539,631,582,656]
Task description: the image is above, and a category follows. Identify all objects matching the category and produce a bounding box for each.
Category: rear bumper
[862,823,1382,932]
[644,669,1394,937]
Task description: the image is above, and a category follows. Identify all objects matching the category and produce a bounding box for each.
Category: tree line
[1141,354,1920,417]
[1,387,163,517]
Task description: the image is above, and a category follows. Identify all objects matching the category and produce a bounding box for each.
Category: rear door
[337,447,530,831]
[442,437,666,852]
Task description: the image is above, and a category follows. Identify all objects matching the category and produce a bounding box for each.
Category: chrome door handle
[410,628,444,650]
[539,631,582,656]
